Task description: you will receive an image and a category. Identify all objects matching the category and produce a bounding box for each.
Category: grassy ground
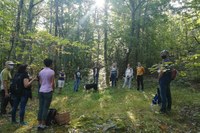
[0,78,200,133]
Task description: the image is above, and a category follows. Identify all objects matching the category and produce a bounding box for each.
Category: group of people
[0,58,55,130]
[0,49,173,130]
[70,62,145,92]
[109,62,145,90]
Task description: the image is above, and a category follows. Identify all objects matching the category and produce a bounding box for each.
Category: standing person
[57,69,66,94]
[158,50,172,114]
[110,63,118,87]
[11,64,36,125]
[0,61,14,115]
[123,64,133,89]
[93,63,100,85]
[136,62,145,91]
[73,67,81,92]
[37,59,55,130]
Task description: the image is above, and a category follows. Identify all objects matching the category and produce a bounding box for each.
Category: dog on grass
[84,83,98,92]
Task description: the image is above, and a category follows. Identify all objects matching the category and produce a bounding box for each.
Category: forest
[0,0,200,132]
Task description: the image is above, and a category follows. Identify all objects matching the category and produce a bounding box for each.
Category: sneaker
[20,121,28,125]
[37,124,42,130]
[37,125,48,130]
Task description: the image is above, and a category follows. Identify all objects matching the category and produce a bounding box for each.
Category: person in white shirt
[123,64,133,89]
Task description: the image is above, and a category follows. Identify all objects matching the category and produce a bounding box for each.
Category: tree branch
[134,0,146,13]
[33,0,44,7]
[193,36,200,45]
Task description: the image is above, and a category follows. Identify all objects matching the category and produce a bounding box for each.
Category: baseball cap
[160,50,169,57]
[5,61,15,65]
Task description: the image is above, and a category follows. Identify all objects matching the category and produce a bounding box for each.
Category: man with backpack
[0,61,14,115]
[158,50,173,114]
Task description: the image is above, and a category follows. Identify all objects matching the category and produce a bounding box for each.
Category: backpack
[152,88,161,105]
[171,69,177,80]
[10,73,23,96]
[46,108,57,126]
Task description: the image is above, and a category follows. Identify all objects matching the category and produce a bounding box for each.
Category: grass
[0,78,200,133]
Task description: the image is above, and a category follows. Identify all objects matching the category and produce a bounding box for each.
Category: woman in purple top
[37,59,55,130]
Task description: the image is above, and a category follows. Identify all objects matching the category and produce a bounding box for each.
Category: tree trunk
[55,0,59,37]
[104,0,109,85]
[8,0,24,60]
[125,0,135,67]
[25,0,34,33]
[135,0,142,64]
[49,0,53,34]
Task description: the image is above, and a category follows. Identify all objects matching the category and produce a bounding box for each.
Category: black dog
[84,83,98,91]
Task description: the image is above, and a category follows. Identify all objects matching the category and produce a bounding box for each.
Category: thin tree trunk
[8,0,24,60]
[25,0,34,33]
[49,0,53,34]
[55,0,59,36]
[104,0,109,85]
[135,0,142,64]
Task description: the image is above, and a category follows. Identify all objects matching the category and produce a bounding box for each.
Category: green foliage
[0,0,199,81]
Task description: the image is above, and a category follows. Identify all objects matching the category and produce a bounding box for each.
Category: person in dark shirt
[57,70,66,94]
[73,67,81,92]
[93,63,101,88]
[158,50,172,114]
[110,63,118,87]
[11,64,36,125]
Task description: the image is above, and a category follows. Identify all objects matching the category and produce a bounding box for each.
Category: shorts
[58,80,65,88]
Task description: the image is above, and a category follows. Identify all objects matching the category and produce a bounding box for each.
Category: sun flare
[95,0,105,8]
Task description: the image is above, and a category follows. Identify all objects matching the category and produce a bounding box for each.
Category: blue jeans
[94,76,99,85]
[159,72,172,112]
[74,79,80,92]
[37,92,52,121]
[111,74,117,87]
[11,94,28,122]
